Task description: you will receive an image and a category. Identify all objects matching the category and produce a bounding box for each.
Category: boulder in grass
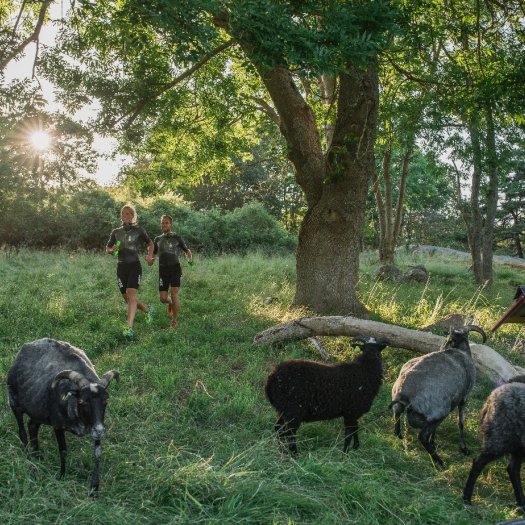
[373,264,403,282]
[402,265,429,283]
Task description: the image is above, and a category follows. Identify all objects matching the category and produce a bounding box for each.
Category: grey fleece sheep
[265,336,390,454]
[390,325,486,468]
[463,377,525,511]
[7,338,119,494]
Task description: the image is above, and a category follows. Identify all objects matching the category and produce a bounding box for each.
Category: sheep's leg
[343,418,359,452]
[282,419,299,455]
[507,450,525,510]
[274,415,288,450]
[457,401,469,455]
[418,420,444,469]
[90,439,102,497]
[28,419,41,454]
[463,452,499,504]
[392,402,404,439]
[10,405,28,448]
[54,428,67,479]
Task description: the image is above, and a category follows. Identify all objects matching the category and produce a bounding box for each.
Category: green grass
[0,249,524,524]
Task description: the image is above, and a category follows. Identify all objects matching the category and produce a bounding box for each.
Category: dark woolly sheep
[463,379,525,511]
[7,338,119,495]
[265,337,390,454]
[390,325,486,468]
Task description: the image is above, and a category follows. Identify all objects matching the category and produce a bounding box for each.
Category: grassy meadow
[0,248,524,524]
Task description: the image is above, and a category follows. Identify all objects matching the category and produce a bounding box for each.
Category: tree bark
[253,316,525,385]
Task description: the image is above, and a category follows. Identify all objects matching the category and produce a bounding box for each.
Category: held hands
[145,254,155,266]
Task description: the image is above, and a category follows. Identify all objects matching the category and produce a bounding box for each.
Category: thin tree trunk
[461,25,484,284]
[481,102,498,284]
[393,148,411,242]
[380,144,394,263]
[466,114,484,284]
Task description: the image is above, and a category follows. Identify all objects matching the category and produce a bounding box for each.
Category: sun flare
[30,130,52,151]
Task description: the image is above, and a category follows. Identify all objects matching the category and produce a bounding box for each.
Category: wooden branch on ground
[253,316,525,385]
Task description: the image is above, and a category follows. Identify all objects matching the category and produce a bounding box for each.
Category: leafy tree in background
[415,0,525,285]
[496,160,525,258]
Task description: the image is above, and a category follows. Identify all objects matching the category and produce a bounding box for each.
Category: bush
[0,189,296,255]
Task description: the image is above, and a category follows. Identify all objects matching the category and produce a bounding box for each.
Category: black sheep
[7,338,119,495]
[265,336,389,454]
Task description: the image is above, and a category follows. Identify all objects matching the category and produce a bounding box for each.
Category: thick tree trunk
[295,172,369,315]
[258,64,378,315]
[253,316,525,385]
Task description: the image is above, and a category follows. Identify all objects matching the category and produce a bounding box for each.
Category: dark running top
[107,225,151,264]
[153,233,189,268]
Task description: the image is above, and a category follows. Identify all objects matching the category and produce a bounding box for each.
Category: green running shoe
[122,327,134,337]
[146,304,154,325]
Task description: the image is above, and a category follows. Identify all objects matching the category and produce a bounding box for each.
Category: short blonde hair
[121,204,137,225]
[161,214,173,224]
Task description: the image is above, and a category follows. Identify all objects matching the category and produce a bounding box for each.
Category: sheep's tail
[388,395,409,412]
[389,395,409,439]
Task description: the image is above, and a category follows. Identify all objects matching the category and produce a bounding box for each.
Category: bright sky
[4,4,129,186]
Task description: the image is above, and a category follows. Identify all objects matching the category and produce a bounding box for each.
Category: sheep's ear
[66,393,78,420]
[60,391,79,420]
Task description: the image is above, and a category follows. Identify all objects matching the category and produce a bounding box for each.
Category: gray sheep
[463,377,525,511]
[390,325,486,468]
[265,336,390,454]
[7,338,119,495]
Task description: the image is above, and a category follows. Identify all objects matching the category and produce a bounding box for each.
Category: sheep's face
[444,330,469,349]
[353,337,390,354]
[76,384,109,440]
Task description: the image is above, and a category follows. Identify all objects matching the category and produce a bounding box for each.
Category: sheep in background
[7,338,119,495]
[265,336,390,454]
[390,325,486,468]
[463,378,525,510]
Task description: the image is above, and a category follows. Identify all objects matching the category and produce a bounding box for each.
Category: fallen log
[253,316,525,385]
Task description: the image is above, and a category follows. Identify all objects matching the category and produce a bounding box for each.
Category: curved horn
[100,370,120,388]
[463,325,487,344]
[51,370,90,390]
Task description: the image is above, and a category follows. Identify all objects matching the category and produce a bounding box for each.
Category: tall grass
[0,249,524,524]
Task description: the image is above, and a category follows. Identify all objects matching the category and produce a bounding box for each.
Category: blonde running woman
[106,204,155,337]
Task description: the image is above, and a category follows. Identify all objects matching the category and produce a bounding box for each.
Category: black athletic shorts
[117,261,142,294]
[159,264,182,291]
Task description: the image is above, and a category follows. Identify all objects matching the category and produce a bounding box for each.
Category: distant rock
[373,264,403,282]
[403,265,429,283]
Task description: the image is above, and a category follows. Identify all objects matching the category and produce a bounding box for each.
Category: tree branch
[253,316,525,384]
[247,96,280,126]
[0,0,52,72]
[115,40,235,130]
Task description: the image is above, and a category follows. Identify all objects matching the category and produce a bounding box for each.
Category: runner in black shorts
[106,204,155,337]
[149,214,192,328]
